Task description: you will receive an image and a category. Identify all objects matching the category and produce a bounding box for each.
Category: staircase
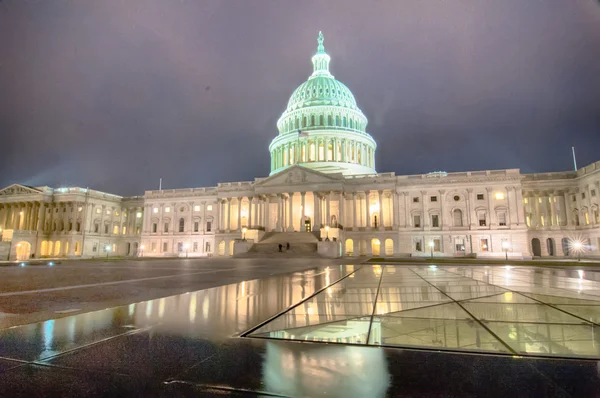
[244,231,320,256]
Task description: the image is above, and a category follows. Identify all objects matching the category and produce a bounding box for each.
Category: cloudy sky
[1,0,599,195]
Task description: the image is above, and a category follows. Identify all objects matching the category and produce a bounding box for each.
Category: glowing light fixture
[495,192,505,200]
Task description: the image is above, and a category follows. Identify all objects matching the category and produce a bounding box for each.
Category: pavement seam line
[407,268,518,355]
[366,264,385,344]
[239,266,363,337]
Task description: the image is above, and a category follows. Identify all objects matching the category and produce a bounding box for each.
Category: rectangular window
[591,189,596,197]
[136,212,142,218]
[94,224,99,233]
[206,221,212,232]
[595,210,599,224]
[96,208,101,214]
[478,213,486,227]
[480,239,489,252]
[193,242,198,252]
[136,227,140,234]
[164,223,169,233]
[104,224,109,234]
[477,194,484,200]
[151,242,156,252]
[415,241,422,252]
[526,215,531,227]
[413,215,421,228]
[194,205,200,211]
[495,192,504,200]
[76,222,81,232]
[152,223,157,233]
[523,198,528,204]
[572,195,577,202]
[113,225,119,234]
[431,215,439,228]
[92,243,97,252]
[163,242,168,252]
[165,207,171,213]
[430,196,437,202]
[585,212,590,225]
[413,197,419,203]
[538,197,542,204]
[207,205,213,211]
[433,239,441,252]
[582,193,586,199]
[194,221,199,232]
[205,242,211,252]
[153,208,158,213]
[540,216,545,226]
[498,212,507,226]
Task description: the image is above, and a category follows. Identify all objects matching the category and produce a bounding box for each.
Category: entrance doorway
[304,217,312,232]
[16,242,31,261]
[532,238,542,257]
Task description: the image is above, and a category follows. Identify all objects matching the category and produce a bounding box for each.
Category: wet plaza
[1,261,600,396]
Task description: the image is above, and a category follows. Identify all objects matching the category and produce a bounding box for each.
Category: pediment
[255,166,342,188]
[0,184,43,196]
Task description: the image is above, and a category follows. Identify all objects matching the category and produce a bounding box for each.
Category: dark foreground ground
[0,259,599,397]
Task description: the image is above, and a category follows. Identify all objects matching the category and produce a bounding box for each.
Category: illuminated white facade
[1,33,599,260]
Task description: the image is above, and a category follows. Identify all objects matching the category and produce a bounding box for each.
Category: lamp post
[242,227,247,241]
[105,245,111,259]
[325,225,330,241]
[572,241,583,261]
[502,241,510,261]
[429,241,434,258]
[140,244,144,257]
[183,243,189,258]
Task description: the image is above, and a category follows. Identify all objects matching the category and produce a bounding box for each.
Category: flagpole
[572,147,577,171]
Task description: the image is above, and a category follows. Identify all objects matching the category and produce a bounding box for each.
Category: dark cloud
[1,0,599,195]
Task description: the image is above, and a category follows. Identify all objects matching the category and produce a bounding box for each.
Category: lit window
[136,212,142,218]
[538,198,542,204]
[122,226,127,235]
[115,211,120,216]
[495,193,504,200]
[540,216,545,226]
[480,239,489,252]
[524,198,528,204]
[165,207,171,213]
[594,210,599,223]
[553,197,557,202]
[477,194,484,200]
[526,215,531,227]
[194,205,200,211]
[478,212,486,226]
[113,225,119,234]
[548,197,551,203]
[96,208,101,214]
[585,212,590,225]
[153,208,158,213]
[106,209,110,215]
[78,207,83,212]
[207,205,213,211]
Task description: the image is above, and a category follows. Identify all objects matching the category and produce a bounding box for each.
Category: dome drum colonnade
[269,32,376,176]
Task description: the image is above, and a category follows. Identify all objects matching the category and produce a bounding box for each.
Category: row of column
[0,202,46,232]
[271,137,374,170]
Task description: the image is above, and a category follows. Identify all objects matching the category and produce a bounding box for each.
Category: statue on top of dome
[317,31,325,53]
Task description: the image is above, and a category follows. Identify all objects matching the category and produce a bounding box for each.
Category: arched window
[302,116,307,128]
[310,115,315,126]
[328,115,333,126]
[335,115,340,126]
[294,118,299,129]
[319,115,324,126]
[349,119,353,129]
[179,218,185,232]
[342,116,347,127]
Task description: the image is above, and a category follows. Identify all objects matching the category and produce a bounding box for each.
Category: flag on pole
[298,130,309,137]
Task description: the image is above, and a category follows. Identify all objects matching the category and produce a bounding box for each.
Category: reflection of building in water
[2,32,599,260]
[262,341,390,397]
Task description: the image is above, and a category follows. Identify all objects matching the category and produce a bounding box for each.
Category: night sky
[1,1,599,196]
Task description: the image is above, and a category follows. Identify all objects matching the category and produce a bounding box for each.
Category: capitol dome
[269,32,377,176]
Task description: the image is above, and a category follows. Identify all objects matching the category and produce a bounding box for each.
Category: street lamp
[242,227,247,241]
[140,244,145,257]
[105,245,111,259]
[572,241,583,261]
[183,243,189,258]
[502,241,511,261]
[325,226,330,241]
[429,241,434,258]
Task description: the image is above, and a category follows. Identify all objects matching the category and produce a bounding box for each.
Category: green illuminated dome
[269,32,377,176]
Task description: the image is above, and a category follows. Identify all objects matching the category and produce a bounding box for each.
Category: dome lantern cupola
[269,32,377,176]
[311,31,332,78]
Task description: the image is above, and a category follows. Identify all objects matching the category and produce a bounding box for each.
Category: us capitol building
[1,33,599,261]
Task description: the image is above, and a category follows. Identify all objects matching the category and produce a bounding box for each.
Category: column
[237,197,242,231]
[466,189,474,229]
[300,192,306,231]
[439,190,446,229]
[549,191,557,227]
[378,190,384,229]
[37,203,45,231]
[287,193,294,231]
[226,198,232,232]
[276,195,282,231]
[365,191,371,229]
[325,192,331,226]
[313,192,320,228]
[421,191,428,228]
[403,192,409,228]
[393,191,399,228]
[248,197,253,229]
[352,192,357,228]
[264,196,270,230]
[339,192,345,227]
[563,191,572,227]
